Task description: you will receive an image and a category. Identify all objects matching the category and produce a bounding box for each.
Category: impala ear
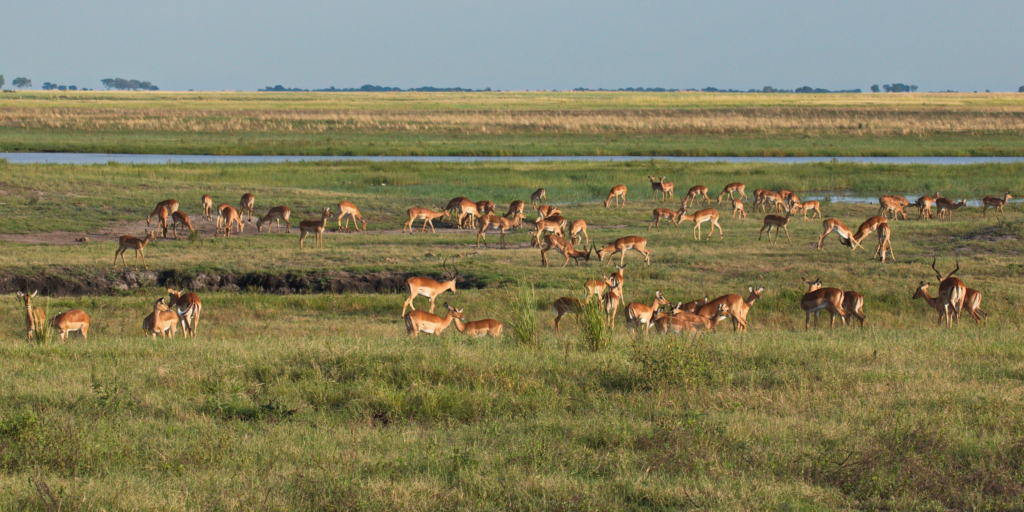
[748,286,753,293]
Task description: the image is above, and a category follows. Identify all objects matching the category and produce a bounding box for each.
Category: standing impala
[656,303,730,335]
[403,208,450,233]
[201,194,214,220]
[915,193,941,219]
[603,277,623,328]
[219,204,244,236]
[336,201,367,231]
[604,185,628,208]
[878,195,910,220]
[167,288,202,338]
[147,199,179,226]
[552,296,583,331]
[171,210,196,239]
[569,219,590,246]
[597,236,651,265]
[584,265,625,303]
[914,281,986,324]
[624,291,670,333]
[505,200,526,218]
[800,278,847,329]
[935,197,967,220]
[531,216,565,247]
[50,307,91,341]
[454,198,482,229]
[153,205,171,238]
[758,206,797,246]
[717,183,747,203]
[16,290,46,341]
[928,258,967,327]
[759,191,786,213]
[239,193,256,222]
[849,216,888,251]
[680,208,723,240]
[114,231,157,269]
[405,303,463,337]
[476,212,523,248]
[731,199,747,219]
[530,188,547,206]
[648,176,674,201]
[797,200,822,220]
[142,297,179,338]
[874,222,895,263]
[401,261,458,316]
[684,185,711,207]
[816,218,861,250]
[696,287,764,332]
[539,234,593,267]
[298,208,331,248]
[981,192,1013,217]
[649,207,683,229]
[257,206,292,233]
[841,290,865,327]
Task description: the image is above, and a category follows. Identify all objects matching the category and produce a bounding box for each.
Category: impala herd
[12,180,1014,341]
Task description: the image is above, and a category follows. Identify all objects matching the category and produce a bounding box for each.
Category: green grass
[2,160,1023,509]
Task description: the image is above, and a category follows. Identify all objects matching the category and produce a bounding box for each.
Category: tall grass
[576,299,611,351]
[505,279,538,347]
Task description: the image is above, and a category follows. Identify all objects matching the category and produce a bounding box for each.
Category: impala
[336,201,366,231]
[935,197,967,220]
[656,303,730,335]
[167,288,202,338]
[476,212,523,247]
[239,193,256,222]
[405,303,462,337]
[758,206,797,246]
[981,192,1013,217]
[684,185,711,207]
[215,203,231,229]
[583,265,625,303]
[16,290,46,341]
[914,281,986,324]
[797,200,822,220]
[759,191,786,213]
[530,188,547,206]
[153,205,171,238]
[648,176,674,201]
[453,315,504,338]
[675,295,709,314]
[915,193,941,219]
[874,221,895,263]
[505,200,526,218]
[531,216,565,247]
[401,261,458,316]
[201,194,214,220]
[928,258,967,327]
[850,216,888,251]
[403,208,450,233]
[785,192,801,208]
[604,185,628,208]
[597,236,651,265]
[171,210,196,238]
[536,205,561,218]
[50,307,90,341]
[842,290,865,327]
[751,188,769,211]
[143,297,179,338]
[878,195,910,220]
[219,204,244,236]
[696,287,764,332]
[114,231,157,269]
[569,219,590,246]
[453,198,482,229]
[816,218,861,250]
[476,200,496,216]
[731,199,747,219]
[603,277,623,327]
[778,189,795,203]
[624,291,670,333]
[257,206,292,233]
[147,199,179,226]
[800,278,847,329]
[552,296,583,331]
[717,182,747,203]
[298,208,331,248]
[649,207,683,229]
[680,208,723,240]
[540,234,593,267]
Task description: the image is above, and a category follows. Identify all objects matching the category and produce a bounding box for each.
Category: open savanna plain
[3,91,1024,156]
[1,159,1024,510]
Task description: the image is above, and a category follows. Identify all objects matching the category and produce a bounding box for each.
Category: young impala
[915,193,940,219]
[981,192,1013,217]
[50,307,91,341]
[935,198,967,220]
[927,258,967,327]
[336,201,367,231]
[624,291,670,333]
[841,290,865,327]
[540,234,593,267]
[147,199,179,226]
[597,236,651,265]
[680,208,723,240]
[405,303,463,337]
[878,195,910,220]
[219,204,244,236]
[649,176,674,201]
[583,265,625,303]
[167,288,202,338]
[239,193,256,222]
[800,278,847,329]
[731,199,747,219]
[684,185,711,207]
[257,206,292,233]
[696,287,764,332]
[201,194,214,220]
[401,261,458,316]
[403,208,450,233]
[717,182,747,203]
[16,290,46,341]
[171,210,196,238]
[604,185,628,208]
[797,200,822,220]
[476,212,523,247]
[298,208,331,248]
[215,203,231,229]
[569,219,590,246]
[649,207,683,229]
[453,314,504,338]
[758,206,797,246]
[530,188,547,206]
[142,297,179,338]
[114,231,157,269]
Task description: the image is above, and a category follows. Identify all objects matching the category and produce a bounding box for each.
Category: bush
[577,300,610,351]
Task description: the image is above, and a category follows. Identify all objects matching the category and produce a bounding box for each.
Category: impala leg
[783,226,791,243]
[428,297,436,314]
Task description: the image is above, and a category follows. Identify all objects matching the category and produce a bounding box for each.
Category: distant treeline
[260,84,493,92]
[101,78,159,91]
[261,84,872,93]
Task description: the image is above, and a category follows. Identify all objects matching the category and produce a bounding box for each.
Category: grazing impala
[649,176,675,201]
[476,212,523,247]
[530,188,547,206]
[800,278,847,329]
[655,303,729,335]
[336,201,367,231]
[758,191,786,213]
[731,199,747,219]
[215,203,231,229]
[982,192,1013,217]
[680,208,723,240]
[649,207,683,229]
[584,265,625,303]
[751,188,769,211]
[842,291,865,327]
[405,303,462,337]
[114,231,157,269]
[298,208,331,248]
[16,290,46,341]
[50,307,90,341]
[928,258,967,327]
[624,291,670,333]
[453,198,482,229]
[453,314,504,338]
[874,221,895,263]
[552,296,583,331]
[569,219,590,246]
[797,200,822,220]
[201,194,214,220]
[878,195,910,220]
[915,193,941,219]
[914,281,986,324]
[143,297,179,338]
[696,287,764,332]
[597,236,651,265]
[684,185,711,207]
[536,205,561,218]
[171,210,196,238]
[531,216,565,247]
[257,206,292,233]
[167,288,202,338]
[401,261,458,316]
[153,205,171,238]
[540,234,593,267]
[147,199,179,226]
[403,208,450,233]
[239,193,256,222]
[603,277,623,327]
[935,197,967,220]
[219,205,244,236]
[758,206,797,246]
[717,182,747,203]
[816,218,861,250]
[505,200,526,218]
[604,185,628,208]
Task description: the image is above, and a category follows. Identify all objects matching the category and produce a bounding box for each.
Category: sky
[2,0,1022,91]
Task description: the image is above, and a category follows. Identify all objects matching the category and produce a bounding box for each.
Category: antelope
[597,236,651,266]
[624,291,670,333]
[569,219,590,246]
[915,193,940,219]
[219,204,244,236]
[49,308,90,341]
[797,200,822,220]
[717,183,747,203]
[201,194,214,220]
[530,188,546,206]
[453,315,504,338]
[785,192,801,208]
[257,206,292,233]
[604,185,628,208]
[603,277,623,327]
[445,196,470,217]
[336,201,366,231]
[505,200,526,218]
[675,295,709,314]
[929,258,967,327]
[731,199,747,219]
[536,205,561,218]
[878,195,910,220]
[649,176,674,201]
[298,208,331,249]
[696,287,764,332]
[552,297,583,331]
[800,278,847,329]
[147,199,179,226]
[114,231,157,269]
[680,208,723,240]
[171,210,196,239]
[656,303,730,335]
[215,203,231,229]
[142,297,179,338]
[476,200,496,216]
[531,216,565,247]
[935,197,967,220]
[167,288,202,338]
[539,234,592,267]
[583,266,625,303]
[982,192,1013,217]
[405,303,462,337]
[914,282,986,324]
[816,218,861,250]
[452,198,481,229]
[758,206,797,246]
[403,208,450,233]
[649,207,683,229]
[476,212,523,247]
[778,189,795,203]
[759,191,786,213]
[239,193,256,222]
[683,185,711,207]
[401,261,458,316]
[874,221,895,263]
[841,290,865,327]
[850,216,888,251]
[16,290,46,341]
[153,205,171,238]
[751,188,769,211]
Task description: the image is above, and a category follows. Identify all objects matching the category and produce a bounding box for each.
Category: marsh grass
[505,279,539,347]
[576,299,611,351]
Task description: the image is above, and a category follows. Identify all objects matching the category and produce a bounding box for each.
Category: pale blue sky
[2,0,1021,91]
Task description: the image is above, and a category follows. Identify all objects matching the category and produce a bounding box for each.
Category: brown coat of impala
[50,308,91,341]
[649,208,683,229]
[477,213,522,247]
[219,205,244,236]
[731,199,746,219]
[540,234,593,267]
[696,287,764,332]
[536,205,561,218]
[655,303,729,335]
[167,288,202,337]
[569,219,590,246]
[797,200,822,220]
[583,265,625,303]
[454,316,504,338]
[800,278,847,329]
[874,222,895,262]
[915,194,940,219]
[531,216,565,247]
[759,207,797,246]
[597,236,651,265]
[16,290,46,341]
[816,218,861,250]
[336,201,366,231]
[603,277,623,327]
[257,206,292,233]
[684,185,711,207]
[648,176,674,201]
[298,208,331,248]
[928,258,967,327]
[530,188,546,206]
[147,199,179,227]
[841,291,865,327]
[403,208,449,233]
[405,303,462,337]
[717,183,747,203]
[624,291,670,333]
[505,200,525,218]
[401,272,458,316]
[171,210,196,238]
[552,296,583,331]
[680,208,723,240]
[114,231,157,269]
[878,195,909,220]
[935,197,966,220]
[143,297,179,338]
[604,185,628,208]
[239,193,256,222]
[914,281,985,324]
[201,194,214,220]
[982,192,1013,216]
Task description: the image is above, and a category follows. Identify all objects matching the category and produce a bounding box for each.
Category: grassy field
[1,160,1023,509]
[2,91,1024,156]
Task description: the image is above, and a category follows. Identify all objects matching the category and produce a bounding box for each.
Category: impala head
[1005,192,1014,200]
[802,278,822,292]
[746,287,765,302]
[714,303,731,320]
[596,244,615,261]
[654,291,669,308]
[16,290,39,305]
[444,303,464,319]
[145,230,157,241]
[912,281,930,299]
[441,257,460,291]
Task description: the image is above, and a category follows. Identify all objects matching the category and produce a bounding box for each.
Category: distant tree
[1019,85,1024,92]
[12,77,31,88]
[42,82,57,90]
[0,75,4,89]
[101,77,159,90]
[881,83,916,93]
[870,84,880,93]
